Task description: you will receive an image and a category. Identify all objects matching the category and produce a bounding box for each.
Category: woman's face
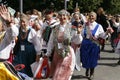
[73,14,80,21]
[29,20,34,26]
[20,19,28,30]
[89,14,96,23]
[58,14,68,24]
[45,14,53,21]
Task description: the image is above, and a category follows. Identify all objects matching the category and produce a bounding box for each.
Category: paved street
[39,42,120,80]
[72,42,120,80]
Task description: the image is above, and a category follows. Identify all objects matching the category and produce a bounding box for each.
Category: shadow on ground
[99,57,119,60]
[98,62,119,67]
[71,75,90,80]
[100,49,115,53]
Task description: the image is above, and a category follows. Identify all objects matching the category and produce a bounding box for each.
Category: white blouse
[0,24,19,59]
[26,27,42,55]
[82,21,107,39]
[46,23,83,56]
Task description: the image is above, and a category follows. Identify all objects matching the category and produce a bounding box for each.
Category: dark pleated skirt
[80,39,100,68]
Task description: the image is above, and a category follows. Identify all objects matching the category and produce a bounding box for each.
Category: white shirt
[25,27,42,55]
[42,19,59,49]
[0,24,19,59]
[82,21,107,39]
[46,23,83,56]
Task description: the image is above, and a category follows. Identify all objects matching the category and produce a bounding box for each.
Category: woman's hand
[106,27,114,34]
[77,24,83,34]
[0,5,11,22]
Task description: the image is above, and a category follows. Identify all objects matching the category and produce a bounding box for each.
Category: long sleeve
[0,24,19,50]
[71,30,83,45]
[27,28,42,55]
[0,24,19,59]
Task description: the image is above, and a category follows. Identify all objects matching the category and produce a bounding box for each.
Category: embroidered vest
[52,23,71,58]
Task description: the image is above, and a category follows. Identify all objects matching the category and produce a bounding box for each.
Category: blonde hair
[89,11,97,20]
[20,13,29,22]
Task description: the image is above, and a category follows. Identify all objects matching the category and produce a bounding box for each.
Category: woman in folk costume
[80,11,113,80]
[13,13,42,77]
[114,32,120,64]
[0,5,20,80]
[0,5,19,61]
[71,12,84,71]
[44,9,83,80]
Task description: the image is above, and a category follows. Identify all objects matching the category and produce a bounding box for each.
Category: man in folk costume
[42,9,59,50]
[80,11,113,80]
[44,9,83,80]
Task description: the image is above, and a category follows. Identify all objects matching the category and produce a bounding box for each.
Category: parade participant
[13,13,41,77]
[29,14,43,55]
[42,9,59,55]
[71,7,87,23]
[96,7,109,51]
[42,9,59,44]
[114,32,120,64]
[45,9,83,80]
[14,11,20,27]
[71,12,83,71]
[80,11,113,80]
[0,5,18,61]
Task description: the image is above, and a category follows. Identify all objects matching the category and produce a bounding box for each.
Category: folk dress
[46,23,82,80]
[13,27,41,77]
[80,21,107,68]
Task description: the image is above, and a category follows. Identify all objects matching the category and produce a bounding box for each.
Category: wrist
[6,20,12,25]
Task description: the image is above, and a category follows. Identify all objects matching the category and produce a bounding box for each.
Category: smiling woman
[43,9,83,80]
[80,11,114,80]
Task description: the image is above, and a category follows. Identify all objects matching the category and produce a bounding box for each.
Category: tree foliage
[73,0,103,13]
[5,0,120,14]
[102,0,120,14]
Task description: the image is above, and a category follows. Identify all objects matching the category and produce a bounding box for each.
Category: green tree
[72,0,103,13]
[102,0,120,14]
[6,0,120,14]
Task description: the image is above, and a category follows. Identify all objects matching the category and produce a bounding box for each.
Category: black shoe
[85,72,89,77]
[85,69,89,77]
